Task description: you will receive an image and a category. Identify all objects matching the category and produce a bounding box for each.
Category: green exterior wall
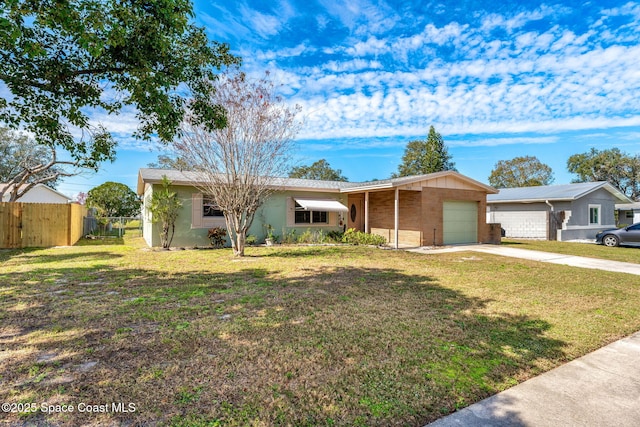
[142,184,347,247]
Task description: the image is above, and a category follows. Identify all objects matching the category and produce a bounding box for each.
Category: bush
[297,229,314,244]
[245,234,257,245]
[281,229,297,244]
[341,228,387,246]
[207,227,227,248]
[326,230,344,243]
[296,229,328,244]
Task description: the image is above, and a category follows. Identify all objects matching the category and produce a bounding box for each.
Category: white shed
[0,183,72,204]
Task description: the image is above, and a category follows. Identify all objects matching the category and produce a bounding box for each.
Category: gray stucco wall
[565,188,616,227]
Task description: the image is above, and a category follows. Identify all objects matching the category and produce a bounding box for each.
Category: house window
[192,193,226,229]
[626,211,634,219]
[294,202,328,224]
[589,205,600,225]
[203,197,224,217]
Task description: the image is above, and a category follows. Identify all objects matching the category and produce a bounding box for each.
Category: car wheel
[602,234,619,247]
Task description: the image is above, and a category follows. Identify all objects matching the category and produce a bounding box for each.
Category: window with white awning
[294,198,349,213]
[292,198,348,225]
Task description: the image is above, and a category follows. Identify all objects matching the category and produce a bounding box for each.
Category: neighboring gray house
[616,202,640,226]
[487,182,632,241]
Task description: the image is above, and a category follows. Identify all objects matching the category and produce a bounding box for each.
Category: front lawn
[2,239,640,426]
[503,238,640,264]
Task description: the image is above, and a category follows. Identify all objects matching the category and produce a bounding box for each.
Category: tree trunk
[226,214,246,257]
[233,231,245,257]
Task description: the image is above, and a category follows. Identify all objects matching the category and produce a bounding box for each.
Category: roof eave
[488,197,573,204]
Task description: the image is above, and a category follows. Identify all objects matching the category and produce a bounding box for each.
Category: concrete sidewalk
[407,245,640,276]
[427,331,640,426]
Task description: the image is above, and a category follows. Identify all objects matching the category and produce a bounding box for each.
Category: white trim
[394,187,399,249]
[191,193,226,229]
[588,204,601,226]
[364,191,369,233]
[563,224,616,230]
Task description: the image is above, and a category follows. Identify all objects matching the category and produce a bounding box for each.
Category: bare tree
[176,71,300,256]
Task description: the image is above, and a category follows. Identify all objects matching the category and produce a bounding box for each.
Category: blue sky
[55,0,640,198]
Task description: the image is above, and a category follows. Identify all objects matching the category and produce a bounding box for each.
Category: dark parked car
[595,223,640,247]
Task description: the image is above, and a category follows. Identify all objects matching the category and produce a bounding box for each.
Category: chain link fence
[83,214,142,239]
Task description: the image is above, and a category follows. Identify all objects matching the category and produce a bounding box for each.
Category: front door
[347,194,364,231]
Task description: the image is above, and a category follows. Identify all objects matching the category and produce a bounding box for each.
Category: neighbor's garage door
[443,201,478,245]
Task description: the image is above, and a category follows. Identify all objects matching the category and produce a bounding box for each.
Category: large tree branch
[0,146,81,202]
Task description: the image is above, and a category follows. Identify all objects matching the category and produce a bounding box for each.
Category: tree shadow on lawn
[0,247,124,265]
[75,236,126,246]
[0,263,566,427]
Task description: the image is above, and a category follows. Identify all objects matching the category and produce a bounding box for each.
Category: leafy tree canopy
[289,159,348,181]
[394,126,456,177]
[87,182,141,217]
[489,155,554,188]
[0,0,240,168]
[147,175,182,248]
[567,148,640,200]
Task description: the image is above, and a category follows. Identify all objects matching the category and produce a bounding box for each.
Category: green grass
[503,238,640,264]
[1,238,640,426]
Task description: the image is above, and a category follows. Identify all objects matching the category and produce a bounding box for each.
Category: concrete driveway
[407,245,640,276]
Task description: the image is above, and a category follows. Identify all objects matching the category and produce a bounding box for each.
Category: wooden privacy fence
[0,202,87,248]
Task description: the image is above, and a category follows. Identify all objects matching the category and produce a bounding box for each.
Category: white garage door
[443,201,478,245]
[491,211,547,239]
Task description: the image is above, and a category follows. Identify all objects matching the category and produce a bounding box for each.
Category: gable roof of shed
[487,181,632,204]
[0,183,71,202]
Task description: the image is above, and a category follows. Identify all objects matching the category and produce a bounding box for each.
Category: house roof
[0,183,72,202]
[137,168,358,194]
[487,181,632,204]
[137,169,497,195]
[338,171,498,193]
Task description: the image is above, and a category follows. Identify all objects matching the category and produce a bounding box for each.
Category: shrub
[326,230,344,243]
[295,229,328,244]
[264,224,279,243]
[207,227,227,248]
[297,229,314,244]
[245,235,257,245]
[342,228,387,246]
[281,229,297,244]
